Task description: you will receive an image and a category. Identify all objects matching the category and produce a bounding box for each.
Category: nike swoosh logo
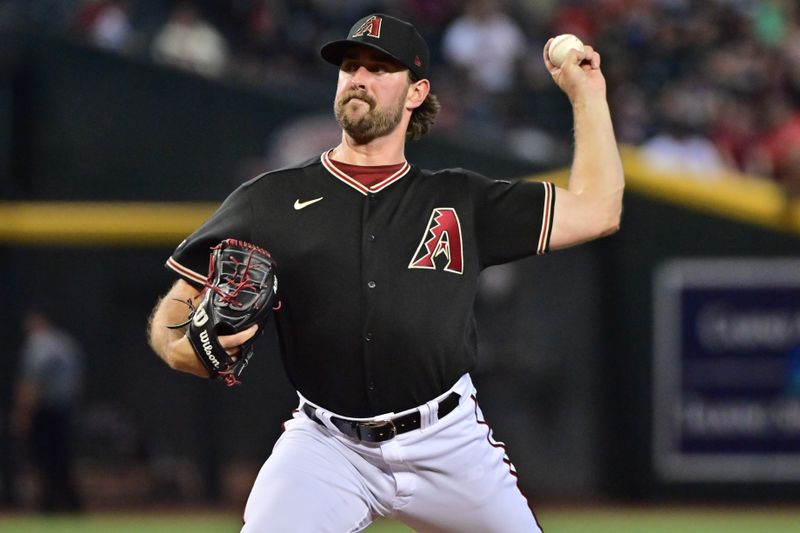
[294,197,324,210]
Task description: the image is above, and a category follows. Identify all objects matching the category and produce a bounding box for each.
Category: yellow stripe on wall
[0,201,218,246]
[620,146,797,231]
[527,145,800,235]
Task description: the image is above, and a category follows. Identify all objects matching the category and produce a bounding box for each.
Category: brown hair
[407,72,440,140]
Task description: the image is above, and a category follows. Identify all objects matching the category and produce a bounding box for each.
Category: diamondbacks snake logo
[352,15,382,39]
[408,208,464,274]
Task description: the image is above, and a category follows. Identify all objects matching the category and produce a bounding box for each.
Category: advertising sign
[653,258,800,481]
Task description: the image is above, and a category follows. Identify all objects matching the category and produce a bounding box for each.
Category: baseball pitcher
[147,12,623,532]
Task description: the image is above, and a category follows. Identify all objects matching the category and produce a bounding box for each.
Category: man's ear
[407,78,430,110]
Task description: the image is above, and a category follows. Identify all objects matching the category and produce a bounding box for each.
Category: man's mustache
[339,90,375,108]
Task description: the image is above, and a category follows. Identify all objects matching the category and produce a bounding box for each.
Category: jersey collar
[321,150,411,196]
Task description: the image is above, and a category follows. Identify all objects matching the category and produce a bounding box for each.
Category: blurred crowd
[4,0,800,195]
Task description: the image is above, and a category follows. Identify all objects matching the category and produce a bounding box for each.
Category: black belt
[302,392,461,443]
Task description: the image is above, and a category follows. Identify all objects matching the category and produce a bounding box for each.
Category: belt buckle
[360,419,397,441]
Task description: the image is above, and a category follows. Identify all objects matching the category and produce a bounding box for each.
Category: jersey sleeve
[467,171,556,267]
[166,182,254,287]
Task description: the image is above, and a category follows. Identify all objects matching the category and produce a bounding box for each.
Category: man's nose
[349,66,370,89]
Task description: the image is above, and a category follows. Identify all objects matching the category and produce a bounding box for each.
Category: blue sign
[653,258,800,482]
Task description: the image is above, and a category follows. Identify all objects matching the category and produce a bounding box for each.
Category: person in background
[11,310,84,512]
[151,1,229,78]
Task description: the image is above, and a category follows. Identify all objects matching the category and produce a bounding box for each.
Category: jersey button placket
[363,191,380,405]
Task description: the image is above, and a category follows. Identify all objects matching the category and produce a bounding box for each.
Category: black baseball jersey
[168,151,555,417]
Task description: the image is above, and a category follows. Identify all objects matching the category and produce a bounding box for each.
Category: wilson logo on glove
[198,330,221,368]
[193,307,209,327]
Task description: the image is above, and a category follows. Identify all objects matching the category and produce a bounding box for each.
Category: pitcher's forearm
[569,94,624,200]
[147,282,209,376]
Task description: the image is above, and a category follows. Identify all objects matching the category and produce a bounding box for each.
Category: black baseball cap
[320,13,429,80]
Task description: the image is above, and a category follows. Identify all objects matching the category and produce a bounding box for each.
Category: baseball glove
[174,239,278,386]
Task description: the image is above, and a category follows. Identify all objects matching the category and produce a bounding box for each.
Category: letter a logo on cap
[352,15,382,39]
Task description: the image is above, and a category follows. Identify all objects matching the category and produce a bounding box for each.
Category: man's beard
[334,89,405,143]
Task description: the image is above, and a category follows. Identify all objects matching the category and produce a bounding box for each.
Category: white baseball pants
[242,374,542,532]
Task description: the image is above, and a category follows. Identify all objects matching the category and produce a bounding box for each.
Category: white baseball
[548,34,584,67]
